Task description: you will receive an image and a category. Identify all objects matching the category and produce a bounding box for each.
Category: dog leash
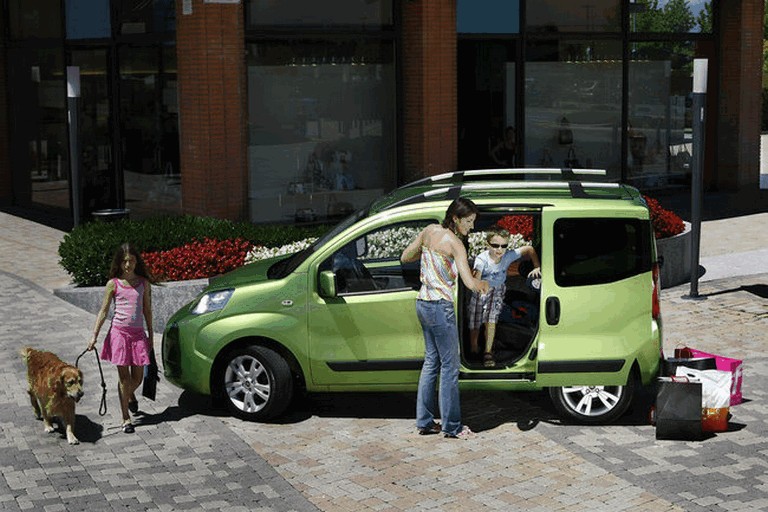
[76,349,108,416]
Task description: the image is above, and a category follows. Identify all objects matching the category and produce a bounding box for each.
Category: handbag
[655,376,704,440]
[563,147,581,169]
[142,349,159,401]
[675,367,732,432]
[558,117,573,145]
[675,346,743,405]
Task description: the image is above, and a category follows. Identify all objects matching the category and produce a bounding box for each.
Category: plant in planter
[643,195,685,239]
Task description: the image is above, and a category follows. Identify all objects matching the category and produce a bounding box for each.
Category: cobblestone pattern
[0,271,318,512]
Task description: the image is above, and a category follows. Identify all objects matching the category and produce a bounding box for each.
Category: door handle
[546,296,560,325]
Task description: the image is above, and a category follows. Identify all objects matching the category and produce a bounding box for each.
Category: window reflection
[246,0,391,27]
[246,41,395,224]
[630,0,712,34]
[524,40,622,180]
[526,0,620,33]
[627,42,694,189]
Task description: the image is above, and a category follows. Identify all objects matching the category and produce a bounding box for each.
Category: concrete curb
[53,278,209,331]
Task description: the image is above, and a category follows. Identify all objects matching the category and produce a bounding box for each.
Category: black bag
[142,349,159,401]
[661,357,716,377]
[655,377,704,440]
[563,147,581,169]
[558,117,573,145]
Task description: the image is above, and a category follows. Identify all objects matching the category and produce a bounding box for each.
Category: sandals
[444,426,475,440]
[122,422,135,434]
[483,352,495,368]
[417,422,441,435]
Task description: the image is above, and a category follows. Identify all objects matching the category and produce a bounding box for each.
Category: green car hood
[206,254,288,290]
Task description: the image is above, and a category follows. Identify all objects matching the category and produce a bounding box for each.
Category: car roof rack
[379,176,638,213]
[398,168,608,190]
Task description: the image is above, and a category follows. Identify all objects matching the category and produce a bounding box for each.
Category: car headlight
[191,289,234,315]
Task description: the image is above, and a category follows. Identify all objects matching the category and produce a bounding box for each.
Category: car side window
[554,218,652,287]
[321,220,433,295]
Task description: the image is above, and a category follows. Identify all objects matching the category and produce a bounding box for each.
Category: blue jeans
[415,299,462,436]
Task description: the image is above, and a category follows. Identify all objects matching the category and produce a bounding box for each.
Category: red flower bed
[496,215,534,240]
[142,237,253,282]
[644,195,685,239]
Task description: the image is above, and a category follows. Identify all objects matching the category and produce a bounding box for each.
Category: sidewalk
[0,200,767,512]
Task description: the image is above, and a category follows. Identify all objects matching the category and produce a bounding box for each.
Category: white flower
[244,238,318,264]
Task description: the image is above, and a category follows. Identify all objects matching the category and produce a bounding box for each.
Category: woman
[400,197,490,439]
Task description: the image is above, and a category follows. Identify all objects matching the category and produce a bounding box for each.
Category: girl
[400,197,490,439]
[86,243,155,433]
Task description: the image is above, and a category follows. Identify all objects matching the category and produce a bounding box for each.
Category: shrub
[644,195,685,239]
[496,215,535,240]
[59,215,330,287]
[143,238,252,281]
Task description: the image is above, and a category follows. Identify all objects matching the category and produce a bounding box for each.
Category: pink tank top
[112,277,146,329]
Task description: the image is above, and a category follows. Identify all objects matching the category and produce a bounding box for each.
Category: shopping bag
[661,356,716,376]
[675,346,743,405]
[656,376,704,440]
[675,367,731,432]
[142,349,159,401]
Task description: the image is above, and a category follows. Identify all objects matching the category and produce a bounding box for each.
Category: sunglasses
[489,243,509,249]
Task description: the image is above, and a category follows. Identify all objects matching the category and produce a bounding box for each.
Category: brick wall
[176,0,247,219]
[717,0,764,190]
[401,0,457,181]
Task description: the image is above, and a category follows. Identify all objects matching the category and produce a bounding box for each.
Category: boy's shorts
[468,284,506,329]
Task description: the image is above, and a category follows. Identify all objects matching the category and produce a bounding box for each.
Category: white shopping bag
[675,366,732,432]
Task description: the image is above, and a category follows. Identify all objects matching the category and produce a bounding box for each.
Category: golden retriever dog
[20,347,84,445]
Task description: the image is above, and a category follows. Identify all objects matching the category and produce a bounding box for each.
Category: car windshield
[266,208,369,279]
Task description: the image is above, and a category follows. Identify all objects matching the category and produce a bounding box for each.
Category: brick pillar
[176,0,247,220]
[716,0,764,190]
[401,0,457,182]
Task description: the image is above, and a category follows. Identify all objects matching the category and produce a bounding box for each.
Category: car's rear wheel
[214,346,293,421]
[549,375,635,424]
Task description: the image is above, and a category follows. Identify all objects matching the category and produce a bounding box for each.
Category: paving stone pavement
[0,209,766,511]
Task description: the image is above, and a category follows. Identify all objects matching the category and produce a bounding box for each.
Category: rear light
[652,262,661,320]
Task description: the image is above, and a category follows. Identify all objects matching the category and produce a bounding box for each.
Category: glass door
[71,49,116,217]
[118,44,179,218]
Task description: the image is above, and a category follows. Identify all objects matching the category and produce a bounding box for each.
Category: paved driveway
[1,269,766,511]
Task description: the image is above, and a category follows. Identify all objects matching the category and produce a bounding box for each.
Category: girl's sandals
[483,352,495,368]
[122,422,135,434]
[417,422,441,435]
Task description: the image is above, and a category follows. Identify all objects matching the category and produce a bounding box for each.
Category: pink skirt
[101,325,150,366]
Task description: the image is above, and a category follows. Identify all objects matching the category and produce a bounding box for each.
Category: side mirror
[318,270,337,298]
[355,237,367,257]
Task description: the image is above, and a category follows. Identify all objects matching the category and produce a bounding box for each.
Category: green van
[162,169,662,424]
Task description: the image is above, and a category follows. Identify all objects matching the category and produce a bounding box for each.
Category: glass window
[119,44,180,218]
[6,48,69,211]
[526,0,620,33]
[457,0,520,34]
[524,40,622,180]
[115,0,175,35]
[66,0,111,39]
[627,41,694,189]
[554,218,652,287]
[246,0,392,27]
[7,0,62,39]
[246,41,395,224]
[321,220,432,294]
[630,0,712,34]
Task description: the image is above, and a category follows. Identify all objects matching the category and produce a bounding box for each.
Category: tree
[697,2,713,33]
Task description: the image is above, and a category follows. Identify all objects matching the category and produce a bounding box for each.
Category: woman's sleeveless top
[112,277,145,329]
[417,247,456,302]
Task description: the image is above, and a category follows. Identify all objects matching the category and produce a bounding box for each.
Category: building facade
[0,0,763,227]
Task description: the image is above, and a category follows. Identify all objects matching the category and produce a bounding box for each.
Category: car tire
[214,345,293,422]
[548,373,635,425]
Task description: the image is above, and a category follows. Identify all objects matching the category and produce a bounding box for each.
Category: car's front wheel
[549,375,635,425]
[213,346,293,421]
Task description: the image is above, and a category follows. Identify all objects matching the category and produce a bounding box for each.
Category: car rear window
[554,218,652,287]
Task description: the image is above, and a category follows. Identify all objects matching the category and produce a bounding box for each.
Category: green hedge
[59,215,330,287]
